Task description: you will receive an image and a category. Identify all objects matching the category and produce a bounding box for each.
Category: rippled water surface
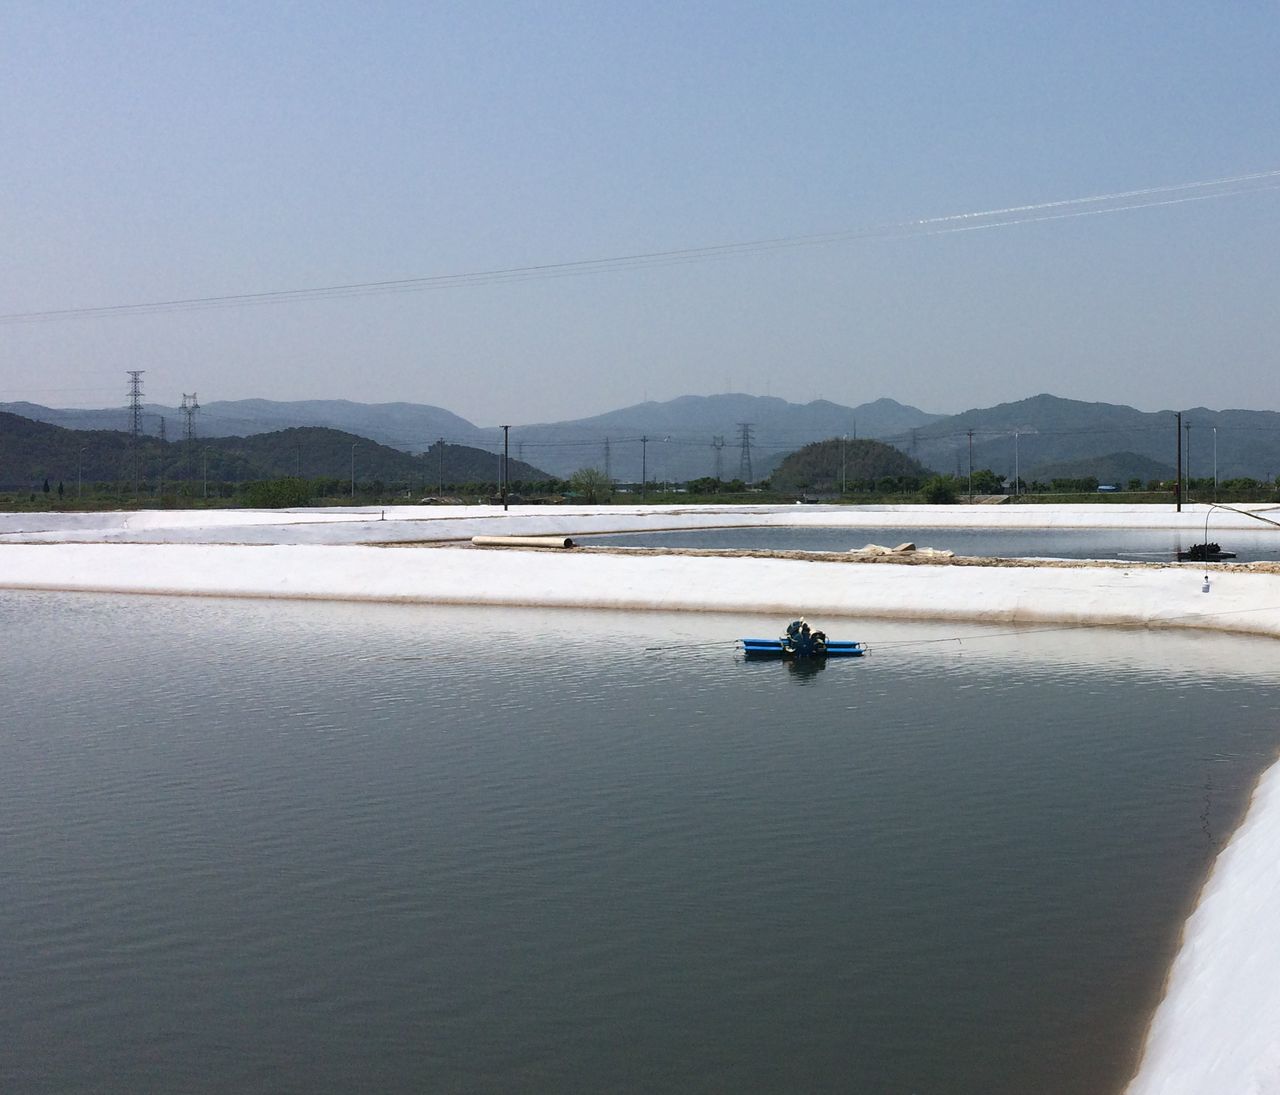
[3,592,1279,1094]
[580,523,1280,561]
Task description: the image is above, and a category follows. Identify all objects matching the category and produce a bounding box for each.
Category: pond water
[579,524,1280,562]
[3,591,1279,1094]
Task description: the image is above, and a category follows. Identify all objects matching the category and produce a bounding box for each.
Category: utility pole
[1184,420,1192,496]
[967,429,974,502]
[641,436,648,500]
[202,449,209,499]
[737,422,754,484]
[1175,412,1182,512]
[501,425,510,510]
[604,437,612,483]
[350,443,357,499]
[437,437,445,495]
[1213,425,1218,501]
[126,370,145,497]
[78,445,86,500]
[1013,431,1020,497]
[841,435,847,496]
[158,416,166,501]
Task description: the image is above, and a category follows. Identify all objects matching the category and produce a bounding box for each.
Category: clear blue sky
[2,1,1277,424]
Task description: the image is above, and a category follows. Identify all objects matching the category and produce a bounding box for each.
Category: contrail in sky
[4,169,1278,324]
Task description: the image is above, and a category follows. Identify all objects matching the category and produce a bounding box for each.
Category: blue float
[740,619,865,659]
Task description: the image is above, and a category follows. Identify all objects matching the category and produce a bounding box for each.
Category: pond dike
[4,540,1280,640]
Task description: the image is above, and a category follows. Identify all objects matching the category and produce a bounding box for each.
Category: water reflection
[3,592,1280,1095]
[783,656,828,680]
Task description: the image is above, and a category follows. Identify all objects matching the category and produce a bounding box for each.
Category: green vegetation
[922,475,961,504]
[241,478,315,508]
[568,467,612,503]
[919,470,1007,503]
[769,438,934,495]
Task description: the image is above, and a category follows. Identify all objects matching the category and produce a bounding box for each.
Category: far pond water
[579,524,1280,561]
[3,592,1280,1094]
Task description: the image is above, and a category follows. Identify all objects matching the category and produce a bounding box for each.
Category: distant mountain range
[1,394,943,482]
[902,394,1275,484]
[5,392,1280,484]
[0,398,480,450]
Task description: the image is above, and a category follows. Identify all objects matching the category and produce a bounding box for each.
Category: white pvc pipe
[471,535,575,549]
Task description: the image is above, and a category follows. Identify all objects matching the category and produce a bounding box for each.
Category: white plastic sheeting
[2,502,1279,1091]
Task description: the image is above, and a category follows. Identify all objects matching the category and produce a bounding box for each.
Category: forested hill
[770,438,935,492]
[214,427,549,486]
[0,414,549,491]
[0,411,129,490]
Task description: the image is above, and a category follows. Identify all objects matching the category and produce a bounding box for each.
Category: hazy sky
[3,2,1277,425]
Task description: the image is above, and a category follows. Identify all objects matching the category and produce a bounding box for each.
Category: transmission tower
[126,370,145,495]
[180,393,200,481]
[737,422,754,483]
[711,435,725,480]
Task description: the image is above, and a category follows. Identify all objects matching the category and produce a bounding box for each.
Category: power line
[4,169,1278,325]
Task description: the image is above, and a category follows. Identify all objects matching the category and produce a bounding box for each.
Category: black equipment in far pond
[1178,542,1237,561]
